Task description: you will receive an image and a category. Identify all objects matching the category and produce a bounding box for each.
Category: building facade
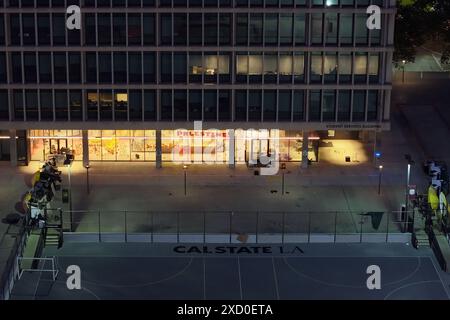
[0,0,395,167]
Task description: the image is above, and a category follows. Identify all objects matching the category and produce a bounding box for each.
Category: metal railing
[59,209,413,244]
[0,217,29,300]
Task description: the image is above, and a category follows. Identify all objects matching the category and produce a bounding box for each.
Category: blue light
[375,152,381,158]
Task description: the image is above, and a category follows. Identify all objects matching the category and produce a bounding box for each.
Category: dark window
[113,14,126,45]
[98,53,112,83]
[204,90,217,121]
[128,0,141,6]
[98,13,111,46]
[367,90,378,121]
[189,13,202,45]
[311,13,323,44]
[322,90,336,121]
[10,14,20,45]
[38,14,51,45]
[278,90,291,121]
[12,53,22,83]
[235,90,247,121]
[0,90,9,120]
[39,53,51,83]
[68,53,81,83]
[219,13,231,45]
[189,90,202,121]
[279,13,293,45]
[0,15,4,45]
[205,14,218,46]
[13,90,24,121]
[22,14,35,45]
[25,90,39,121]
[352,90,365,121]
[339,13,353,45]
[144,90,156,120]
[174,13,187,45]
[236,14,248,45]
[87,90,98,121]
[174,53,187,83]
[338,90,351,121]
[143,13,155,45]
[294,13,305,45]
[143,52,155,83]
[160,13,172,45]
[85,14,96,45]
[129,90,142,121]
[263,90,276,122]
[53,52,67,83]
[0,53,6,83]
[85,52,97,83]
[114,52,126,83]
[293,90,304,121]
[52,13,65,45]
[69,90,83,121]
[218,90,231,121]
[161,90,172,121]
[309,90,321,121]
[174,90,187,121]
[40,90,54,121]
[24,52,37,83]
[265,14,277,45]
[55,90,68,121]
[128,52,142,83]
[128,13,142,45]
[160,52,172,83]
[248,90,261,121]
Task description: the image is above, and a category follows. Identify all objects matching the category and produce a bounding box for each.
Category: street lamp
[183,165,188,196]
[85,164,90,194]
[378,165,383,195]
[404,154,415,232]
[64,160,73,231]
[281,163,287,195]
[402,60,406,83]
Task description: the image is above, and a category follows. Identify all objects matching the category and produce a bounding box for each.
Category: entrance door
[48,139,68,155]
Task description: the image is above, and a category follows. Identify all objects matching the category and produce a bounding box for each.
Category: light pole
[65,161,73,231]
[85,164,90,194]
[402,60,406,83]
[378,165,383,195]
[404,154,414,232]
[281,163,286,195]
[183,165,188,196]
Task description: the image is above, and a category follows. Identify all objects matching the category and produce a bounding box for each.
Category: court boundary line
[280,256,424,289]
[237,257,243,300]
[272,257,280,300]
[428,254,450,299]
[54,257,195,289]
[47,254,435,259]
[383,280,445,300]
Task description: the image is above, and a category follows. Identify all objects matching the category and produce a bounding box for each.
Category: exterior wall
[0,0,395,132]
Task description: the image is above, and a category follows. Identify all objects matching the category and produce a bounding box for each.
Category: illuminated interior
[29,129,316,163]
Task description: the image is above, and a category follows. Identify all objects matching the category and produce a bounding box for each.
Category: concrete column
[156,129,162,168]
[301,131,309,169]
[228,129,235,169]
[82,130,89,167]
[9,129,17,166]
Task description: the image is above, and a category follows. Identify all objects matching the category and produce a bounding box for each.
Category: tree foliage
[394,0,450,64]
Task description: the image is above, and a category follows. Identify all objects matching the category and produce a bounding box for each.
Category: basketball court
[9,243,450,300]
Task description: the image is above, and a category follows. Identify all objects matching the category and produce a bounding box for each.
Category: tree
[394,0,450,64]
